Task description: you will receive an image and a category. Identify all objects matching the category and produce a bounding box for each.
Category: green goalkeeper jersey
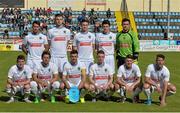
[116,30,140,57]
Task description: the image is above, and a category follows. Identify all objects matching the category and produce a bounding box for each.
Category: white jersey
[8,65,32,82]
[117,63,141,83]
[89,63,113,85]
[48,27,71,57]
[33,62,58,81]
[63,61,86,85]
[23,33,48,60]
[73,32,95,61]
[145,64,170,83]
[96,32,116,55]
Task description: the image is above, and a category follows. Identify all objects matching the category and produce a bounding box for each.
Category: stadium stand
[0,8,117,39]
[134,12,180,40]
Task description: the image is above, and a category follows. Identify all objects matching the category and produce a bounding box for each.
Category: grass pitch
[0,51,180,112]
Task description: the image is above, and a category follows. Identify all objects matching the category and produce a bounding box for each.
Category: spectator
[82,8,86,16]
[94,20,101,35]
[89,8,94,17]
[96,8,100,17]
[47,7,52,16]
[106,8,111,18]
[64,7,69,20]
[3,29,9,39]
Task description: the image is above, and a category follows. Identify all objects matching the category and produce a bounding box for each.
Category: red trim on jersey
[79,42,91,46]
[14,79,27,82]
[69,74,81,78]
[54,37,66,41]
[30,43,42,47]
[95,75,108,80]
[38,75,51,80]
[99,42,112,46]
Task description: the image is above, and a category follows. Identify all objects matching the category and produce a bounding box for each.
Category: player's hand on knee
[128,86,134,92]
[125,84,130,91]
[156,87,162,93]
[12,82,18,87]
[103,84,108,90]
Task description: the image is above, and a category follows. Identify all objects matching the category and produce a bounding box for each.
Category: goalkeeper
[116,18,140,68]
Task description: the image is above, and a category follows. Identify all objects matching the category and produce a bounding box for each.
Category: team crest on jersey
[78,67,80,70]
[48,68,51,72]
[132,70,134,73]
[23,71,26,75]
[88,35,91,39]
[105,68,107,72]
[64,30,66,34]
[109,36,112,39]
[39,37,42,40]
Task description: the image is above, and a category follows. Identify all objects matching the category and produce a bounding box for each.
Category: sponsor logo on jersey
[69,74,81,78]
[120,43,130,48]
[95,75,108,80]
[79,42,91,46]
[30,43,42,47]
[99,42,112,46]
[54,37,66,41]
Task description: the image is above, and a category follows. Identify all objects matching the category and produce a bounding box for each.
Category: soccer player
[144,54,176,106]
[6,55,32,103]
[47,14,71,74]
[115,55,142,103]
[116,18,140,68]
[89,50,114,102]
[73,19,95,75]
[62,50,89,103]
[96,20,116,73]
[30,51,60,103]
[22,21,49,69]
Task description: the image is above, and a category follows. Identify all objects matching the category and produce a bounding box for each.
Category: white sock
[10,96,14,100]
[144,88,151,99]
[120,87,126,97]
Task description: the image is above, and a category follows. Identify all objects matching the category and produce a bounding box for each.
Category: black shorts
[116,56,126,68]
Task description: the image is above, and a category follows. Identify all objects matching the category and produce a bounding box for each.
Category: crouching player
[6,55,32,103]
[31,51,60,103]
[144,54,176,106]
[89,50,114,102]
[62,50,89,103]
[115,55,142,103]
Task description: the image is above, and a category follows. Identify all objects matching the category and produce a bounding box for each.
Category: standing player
[62,50,89,103]
[144,54,176,106]
[73,19,96,75]
[115,55,142,103]
[89,50,114,102]
[22,21,49,69]
[6,55,32,103]
[47,14,71,74]
[96,20,116,73]
[31,51,60,103]
[116,18,140,68]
